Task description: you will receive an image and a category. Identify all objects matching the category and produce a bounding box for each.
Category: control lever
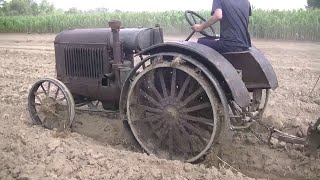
[185,30,195,41]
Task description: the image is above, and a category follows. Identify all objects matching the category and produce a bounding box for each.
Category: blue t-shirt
[212,0,252,48]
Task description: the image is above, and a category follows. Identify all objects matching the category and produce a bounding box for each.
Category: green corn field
[0,9,319,41]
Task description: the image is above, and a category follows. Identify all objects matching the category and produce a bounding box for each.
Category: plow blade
[266,117,320,155]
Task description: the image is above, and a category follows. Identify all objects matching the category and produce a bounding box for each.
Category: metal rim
[28,78,75,131]
[126,59,220,162]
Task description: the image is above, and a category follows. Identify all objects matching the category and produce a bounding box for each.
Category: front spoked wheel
[28,78,75,131]
[127,58,221,162]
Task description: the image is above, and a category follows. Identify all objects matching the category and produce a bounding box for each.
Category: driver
[192,0,252,53]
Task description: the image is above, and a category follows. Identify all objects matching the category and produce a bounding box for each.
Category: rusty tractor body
[27,11,319,163]
[54,23,164,110]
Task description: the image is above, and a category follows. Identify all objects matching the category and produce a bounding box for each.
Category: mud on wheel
[126,56,222,163]
[28,78,75,131]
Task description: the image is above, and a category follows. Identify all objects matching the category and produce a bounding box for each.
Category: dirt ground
[0,33,319,180]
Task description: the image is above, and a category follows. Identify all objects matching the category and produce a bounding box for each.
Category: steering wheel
[184,10,217,40]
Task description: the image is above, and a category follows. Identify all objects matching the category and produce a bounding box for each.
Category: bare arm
[192,9,222,32]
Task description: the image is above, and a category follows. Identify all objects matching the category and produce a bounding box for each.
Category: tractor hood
[54,27,163,51]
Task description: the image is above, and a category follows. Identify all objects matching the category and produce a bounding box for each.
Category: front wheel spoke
[47,100,59,107]
[140,89,161,107]
[136,104,162,114]
[182,122,210,144]
[177,75,191,101]
[50,111,65,120]
[56,103,68,111]
[54,88,60,100]
[47,82,51,97]
[183,103,211,113]
[170,69,177,97]
[34,93,42,103]
[158,70,169,98]
[57,96,66,102]
[181,115,214,126]
[42,117,48,125]
[40,84,48,96]
[181,88,204,106]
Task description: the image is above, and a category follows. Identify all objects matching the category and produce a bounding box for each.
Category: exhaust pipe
[108,20,130,86]
[108,20,123,65]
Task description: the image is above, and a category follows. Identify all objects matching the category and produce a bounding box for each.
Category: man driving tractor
[192,0,252,53]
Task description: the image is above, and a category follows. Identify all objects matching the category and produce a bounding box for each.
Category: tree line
[0,0,94,16]
[0,0,56,16]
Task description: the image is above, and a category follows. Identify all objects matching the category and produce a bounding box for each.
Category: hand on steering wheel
[192,24,205,32]
[184,10,217,41]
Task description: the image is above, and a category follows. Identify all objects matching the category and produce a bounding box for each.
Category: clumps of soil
[204,131,320,180]
[0,104,255,180]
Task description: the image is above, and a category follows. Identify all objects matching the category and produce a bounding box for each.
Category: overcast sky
[43,0,308,11]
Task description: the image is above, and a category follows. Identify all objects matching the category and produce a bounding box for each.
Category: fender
[222,47,278,90]
[138,41,251,108]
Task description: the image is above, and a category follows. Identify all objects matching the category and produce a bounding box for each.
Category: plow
[27,11,320,163]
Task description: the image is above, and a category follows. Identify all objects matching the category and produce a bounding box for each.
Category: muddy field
[0,34,319,180]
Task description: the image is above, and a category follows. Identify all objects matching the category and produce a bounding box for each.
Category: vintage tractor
[27,11,320,163]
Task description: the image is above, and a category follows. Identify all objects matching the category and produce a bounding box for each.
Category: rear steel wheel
[127,60,220,162]
[230,89,270,118]
[253,89,270,116]
[28,78,75,131]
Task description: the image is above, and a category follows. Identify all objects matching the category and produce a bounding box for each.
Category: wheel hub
[40,97,57,114]
[163,106,179,120]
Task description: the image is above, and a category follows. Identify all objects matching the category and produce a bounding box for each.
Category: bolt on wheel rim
[127,61,220,162]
